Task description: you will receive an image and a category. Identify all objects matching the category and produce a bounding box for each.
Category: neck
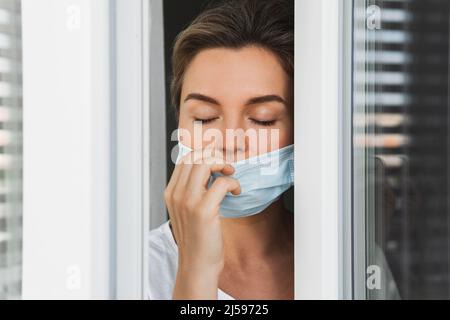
[220,198,293,268]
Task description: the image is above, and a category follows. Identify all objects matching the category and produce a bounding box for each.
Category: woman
[148,0,294,300]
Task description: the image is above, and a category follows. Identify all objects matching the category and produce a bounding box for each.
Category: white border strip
[145,0,167,299]
[115,0,145,299]
[295,0,343,299]
[115,0,166,299]
[22,0,112,299]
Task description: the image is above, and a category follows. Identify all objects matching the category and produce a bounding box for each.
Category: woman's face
[178,46,293,160]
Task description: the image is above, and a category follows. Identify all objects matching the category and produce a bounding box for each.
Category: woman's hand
[165,149,241,300]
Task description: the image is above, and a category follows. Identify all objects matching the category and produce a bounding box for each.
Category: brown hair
[170,0,294,116]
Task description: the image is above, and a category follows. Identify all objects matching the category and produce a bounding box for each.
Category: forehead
[181,46,291,101]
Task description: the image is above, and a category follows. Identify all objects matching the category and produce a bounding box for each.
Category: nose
[216,118,248,161]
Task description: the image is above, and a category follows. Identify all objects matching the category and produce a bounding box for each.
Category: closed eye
[194,118,219,124]
[194,118,276,126]
[250,119,277,126]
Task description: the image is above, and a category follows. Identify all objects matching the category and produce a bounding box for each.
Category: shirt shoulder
[147,221,178,300]
[147,221,236,300]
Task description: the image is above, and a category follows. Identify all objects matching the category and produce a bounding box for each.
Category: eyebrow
[184,93,288,107]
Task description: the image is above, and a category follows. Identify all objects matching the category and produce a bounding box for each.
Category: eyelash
[251,119,276,127]
[194,118,276,127]
[194,118,218,125]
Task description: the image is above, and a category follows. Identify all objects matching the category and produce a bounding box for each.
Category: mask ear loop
[288,157,295,184]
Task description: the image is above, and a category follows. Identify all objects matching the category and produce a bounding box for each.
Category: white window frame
[295,0,352,299]
[22,0,355,300]
[21,0,166,299]
[114,0,166,299]
[22,0,113,299]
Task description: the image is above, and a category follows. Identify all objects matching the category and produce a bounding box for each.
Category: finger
[167,146,204,190]
[173,161,193,195]
[201,176,241,213]
[187,160,235,196]
[167,146,193,191]
[175,148,216,190]
[166,162,182,194]
[170,149,230,199]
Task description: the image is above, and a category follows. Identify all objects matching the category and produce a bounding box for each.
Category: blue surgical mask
[176,143,294,218]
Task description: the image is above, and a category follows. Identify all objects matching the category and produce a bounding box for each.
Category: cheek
[278,130,294,147]
[177,116,219,149]
[272,117,294,148]
[273,129,293,149]
[253,126,293,154]
[282,120,294,145]
[178,107,190,126]
[283,110,295,141]
[176,114,194,146]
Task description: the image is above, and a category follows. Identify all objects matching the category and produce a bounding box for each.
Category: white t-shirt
[147,221,235,300]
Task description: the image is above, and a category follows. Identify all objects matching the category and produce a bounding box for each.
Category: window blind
[0,0,22,300]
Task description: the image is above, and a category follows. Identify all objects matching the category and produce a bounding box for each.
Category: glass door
[0,0,22,300]
[352,0,450,299]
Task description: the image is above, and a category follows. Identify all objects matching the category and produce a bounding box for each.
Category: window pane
[353,0,450,299]
[0,0,21,300]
